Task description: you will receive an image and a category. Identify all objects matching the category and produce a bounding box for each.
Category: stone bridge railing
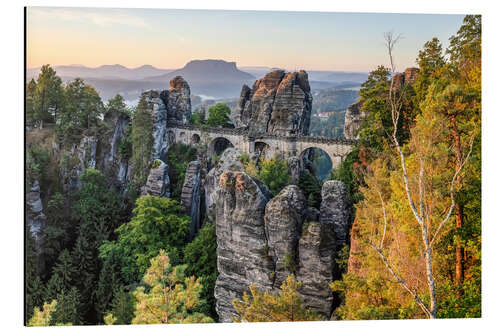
[168,124,357,146]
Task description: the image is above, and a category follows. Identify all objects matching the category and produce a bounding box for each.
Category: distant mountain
[27,64,173,81]
[146,59,255,98]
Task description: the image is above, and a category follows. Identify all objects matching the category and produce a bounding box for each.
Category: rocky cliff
[343,100,365,140]
[214,173,350,321]
[392,67,420,91]
[181,160,202,239]
[26,180,46,253]
[204,148,245,218]
[234,70,312,136]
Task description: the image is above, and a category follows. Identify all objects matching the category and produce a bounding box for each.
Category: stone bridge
[167,124,355,170]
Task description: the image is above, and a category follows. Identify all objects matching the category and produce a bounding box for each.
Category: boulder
[141,159,170,198]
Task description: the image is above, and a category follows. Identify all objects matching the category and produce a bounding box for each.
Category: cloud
[28,7,151,29]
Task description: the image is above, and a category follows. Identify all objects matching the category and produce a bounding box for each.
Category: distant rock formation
[343,100,365,140]
[214,173,351,322]
[234,70,313,136]
[141,159,170,198]
[181,160,202,239]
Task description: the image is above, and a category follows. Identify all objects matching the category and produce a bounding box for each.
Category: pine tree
[233,275,324,322]
[132,250,213,324]
[50,287,82,325]
[44,249,76,301]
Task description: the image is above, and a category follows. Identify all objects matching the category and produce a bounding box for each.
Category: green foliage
[131,93,154,185]
[28,64,65,126]
[99,195,190,285]
[95,248,125,321]
[166,142,197,200]
[44,250,76,301]
[132,250,214,324]
[25,226,44,323]
[184,222,218,319]
[283,252,297,274]
[70,169,124,323]
[28,300,65,326]
[107,94,131,116]
[206,103,231,127]
[41,193,71,274]
[118,123,133,160]
[255,157,290,196]
[50,288,82,326]
[57,78,104,146]
[26,145,50,188]
[298,171,322,209]
[233,275,324,322]
[108,286,136,325]
[190,107,206,125]
[333,16,481,320]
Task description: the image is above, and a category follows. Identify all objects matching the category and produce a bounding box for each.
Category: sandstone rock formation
[320,180,351,250]
[142,76,192,161]
[264,185,306,288]
[160,76,192,125]
[392,67,420,91]
[204,148,245,218]
[214,171,274,322]
[26,180,46,253]
[101,109,131,190]
[343,100,365,140]
[181,160,202,239]
[296,220,336,317]
[141,159,170,197]
[234,70,312,136]
[61,135,98,193]
[214,175,351,321]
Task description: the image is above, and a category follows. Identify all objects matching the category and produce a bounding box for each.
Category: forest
[25,15,481,325]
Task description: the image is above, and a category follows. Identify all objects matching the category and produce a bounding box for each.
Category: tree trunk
[450,115,464,287]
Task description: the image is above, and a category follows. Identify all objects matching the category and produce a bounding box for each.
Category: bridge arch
[209,137,234,157]
[191,133,201,144]
[299,147,334,181]
[254,141,274,160]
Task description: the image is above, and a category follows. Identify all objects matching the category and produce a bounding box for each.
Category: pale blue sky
[27,7,465,71]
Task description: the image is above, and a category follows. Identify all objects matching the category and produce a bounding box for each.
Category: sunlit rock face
[214,175,351,322]
[343,100,365,140]
[234,70,312,136]
[204,148,245,219]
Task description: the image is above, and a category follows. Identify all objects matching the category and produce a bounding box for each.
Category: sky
[26,7,466,72]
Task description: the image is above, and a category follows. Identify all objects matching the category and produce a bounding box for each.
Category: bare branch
[368,242,433,318]
[430,128,476,247]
